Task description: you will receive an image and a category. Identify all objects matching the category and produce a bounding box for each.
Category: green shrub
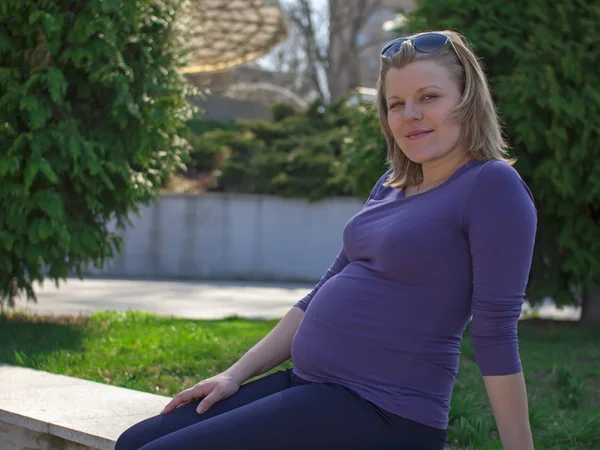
[186,118,234,135]
[240,119,292,144]
[336,102,388,199]
[250,127,351,201]
[270,102,299,122]
[185,100,357,200]
[210,129,265,192]
[183,118,235,177]
[186,133,227,175]
[0,0,194,308]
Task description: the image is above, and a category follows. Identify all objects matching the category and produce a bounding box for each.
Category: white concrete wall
[85,193,364,282]
[0,421,94,450]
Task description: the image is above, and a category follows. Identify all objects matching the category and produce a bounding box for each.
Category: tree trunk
[580,279,600,324]
[327,0,359,103]
[327,0,381,103]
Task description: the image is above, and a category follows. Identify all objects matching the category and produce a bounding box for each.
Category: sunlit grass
[1,311,598,449]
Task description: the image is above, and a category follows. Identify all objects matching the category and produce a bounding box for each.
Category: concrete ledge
[0,363,169,450]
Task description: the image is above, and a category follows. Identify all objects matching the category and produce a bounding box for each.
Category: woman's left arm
[464,162,538,450]
[483,373,534,450]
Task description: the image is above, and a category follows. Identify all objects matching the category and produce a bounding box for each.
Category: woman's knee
[114,424,148,450]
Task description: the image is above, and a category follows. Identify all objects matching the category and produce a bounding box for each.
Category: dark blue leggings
[115,369,447,450]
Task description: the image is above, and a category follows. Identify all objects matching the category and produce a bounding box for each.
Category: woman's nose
[403,103,422,121]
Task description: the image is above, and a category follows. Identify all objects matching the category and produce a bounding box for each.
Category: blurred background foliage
[183,99,387,202]
[0,0,195,309]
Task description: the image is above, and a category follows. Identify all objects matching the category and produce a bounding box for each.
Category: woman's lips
[406,130,433,140]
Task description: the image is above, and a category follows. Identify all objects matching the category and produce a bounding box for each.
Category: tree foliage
[335,101,387,197]
[398,0,600,310]
[0,0,194,309]
[188,100,375,201]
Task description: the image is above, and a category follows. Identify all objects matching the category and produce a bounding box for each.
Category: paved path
[13,278,312,320]
[11,277,581,321]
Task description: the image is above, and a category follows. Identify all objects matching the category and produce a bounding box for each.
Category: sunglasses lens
[382,39,406,57]
[381,33,463,66]
[413,33,448,52]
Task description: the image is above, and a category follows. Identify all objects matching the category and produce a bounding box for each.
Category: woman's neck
[420,150,471,188]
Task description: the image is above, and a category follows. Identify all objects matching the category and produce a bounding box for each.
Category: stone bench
[2,363,454,450]
[0,363,169,450]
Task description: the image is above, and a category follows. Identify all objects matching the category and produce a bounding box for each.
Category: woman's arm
[484,373,534,450]
[224,306,304,384]
[162,306,305,414]
[463,162,538,449]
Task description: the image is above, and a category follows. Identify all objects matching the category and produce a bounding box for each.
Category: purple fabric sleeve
[463,162,538,376]
[293,249,349,312]
[294,169,391,312]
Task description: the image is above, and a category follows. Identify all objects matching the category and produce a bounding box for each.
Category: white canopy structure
[177,0,288,73]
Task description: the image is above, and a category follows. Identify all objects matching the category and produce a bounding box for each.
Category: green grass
[1,311,599,449]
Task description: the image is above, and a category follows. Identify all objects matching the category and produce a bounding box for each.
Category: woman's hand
[161,372,242,415]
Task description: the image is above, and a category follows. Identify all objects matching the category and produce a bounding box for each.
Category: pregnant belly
[291,268,462,385]
[291,271,419,383]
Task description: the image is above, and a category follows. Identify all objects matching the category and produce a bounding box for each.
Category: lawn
[1,310,598,449]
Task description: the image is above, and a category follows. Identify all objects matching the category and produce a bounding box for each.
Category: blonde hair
[376,30,514,188]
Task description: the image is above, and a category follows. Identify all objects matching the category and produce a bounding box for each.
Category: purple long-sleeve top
[291,159,537,429]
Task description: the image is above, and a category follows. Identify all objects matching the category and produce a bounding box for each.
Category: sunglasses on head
[381,32,463,66]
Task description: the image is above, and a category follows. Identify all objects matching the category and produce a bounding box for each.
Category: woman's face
[384,60,464,164]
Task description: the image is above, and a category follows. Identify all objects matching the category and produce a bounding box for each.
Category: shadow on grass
[0,312,88,368]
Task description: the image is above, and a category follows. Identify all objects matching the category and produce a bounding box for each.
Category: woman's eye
[422,94,437,101]
[389,102,404,110]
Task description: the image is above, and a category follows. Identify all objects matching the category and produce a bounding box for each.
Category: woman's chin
[403,148,437,164]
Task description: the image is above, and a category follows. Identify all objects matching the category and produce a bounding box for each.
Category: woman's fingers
[161,383,211,414]
[161,392,190,414]
[196,389,222,414]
